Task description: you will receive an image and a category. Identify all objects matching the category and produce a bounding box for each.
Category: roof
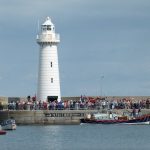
[42,17,54,26]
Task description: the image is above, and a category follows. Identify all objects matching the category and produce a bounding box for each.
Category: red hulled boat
[80,112,150,125]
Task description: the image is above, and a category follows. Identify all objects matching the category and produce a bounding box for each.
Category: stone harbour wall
[0,110,94,125]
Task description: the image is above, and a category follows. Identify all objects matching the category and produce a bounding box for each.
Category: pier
[0,96,150,125]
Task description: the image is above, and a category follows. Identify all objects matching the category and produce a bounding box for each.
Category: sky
[0,0,150,97]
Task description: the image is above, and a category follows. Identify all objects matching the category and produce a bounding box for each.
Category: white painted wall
[36,17,61,102]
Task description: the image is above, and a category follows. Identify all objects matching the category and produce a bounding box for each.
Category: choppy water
[0,124,150,150]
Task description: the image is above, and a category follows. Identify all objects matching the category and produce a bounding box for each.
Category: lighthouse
[36,17,61,102]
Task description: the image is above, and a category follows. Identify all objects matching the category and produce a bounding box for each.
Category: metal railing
[37,34,60,43]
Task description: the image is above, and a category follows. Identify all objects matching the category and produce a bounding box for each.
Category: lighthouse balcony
[37,34,60,43]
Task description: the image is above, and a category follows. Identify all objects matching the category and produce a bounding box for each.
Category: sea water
[0,124,150,150]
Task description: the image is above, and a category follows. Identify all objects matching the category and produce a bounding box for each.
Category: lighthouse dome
[42,17,54,26]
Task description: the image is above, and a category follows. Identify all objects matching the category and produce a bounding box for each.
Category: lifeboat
[80,112,150,125]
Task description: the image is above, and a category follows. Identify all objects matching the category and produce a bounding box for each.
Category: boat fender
[114,116,118,120]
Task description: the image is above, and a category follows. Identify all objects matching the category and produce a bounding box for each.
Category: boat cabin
[91,113,121,120]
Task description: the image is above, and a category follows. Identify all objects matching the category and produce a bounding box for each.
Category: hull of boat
[1,124,17,130]
[0,130,7,135]
[121,121,150,125]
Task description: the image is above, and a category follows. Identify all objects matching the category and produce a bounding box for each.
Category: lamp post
[100,75,104,96]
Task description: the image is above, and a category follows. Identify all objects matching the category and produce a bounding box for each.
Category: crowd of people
[3,96,150,111]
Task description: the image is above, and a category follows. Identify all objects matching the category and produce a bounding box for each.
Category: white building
[36,17,61,102]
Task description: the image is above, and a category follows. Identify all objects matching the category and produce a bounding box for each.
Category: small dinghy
[1,119,17,130]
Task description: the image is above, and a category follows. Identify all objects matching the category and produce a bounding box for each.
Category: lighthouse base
[47,96,58,102]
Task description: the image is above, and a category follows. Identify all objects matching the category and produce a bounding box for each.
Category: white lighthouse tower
[36,17,61,102]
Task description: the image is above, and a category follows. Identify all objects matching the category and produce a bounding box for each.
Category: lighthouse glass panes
[36,17,61,102]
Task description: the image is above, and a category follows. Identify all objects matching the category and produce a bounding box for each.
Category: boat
[80,112,150,125]
[0,119,17,130]
[0,125,7,135]
[0,130,7,135]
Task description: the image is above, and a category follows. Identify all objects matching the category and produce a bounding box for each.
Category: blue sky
[0,0,150,97]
